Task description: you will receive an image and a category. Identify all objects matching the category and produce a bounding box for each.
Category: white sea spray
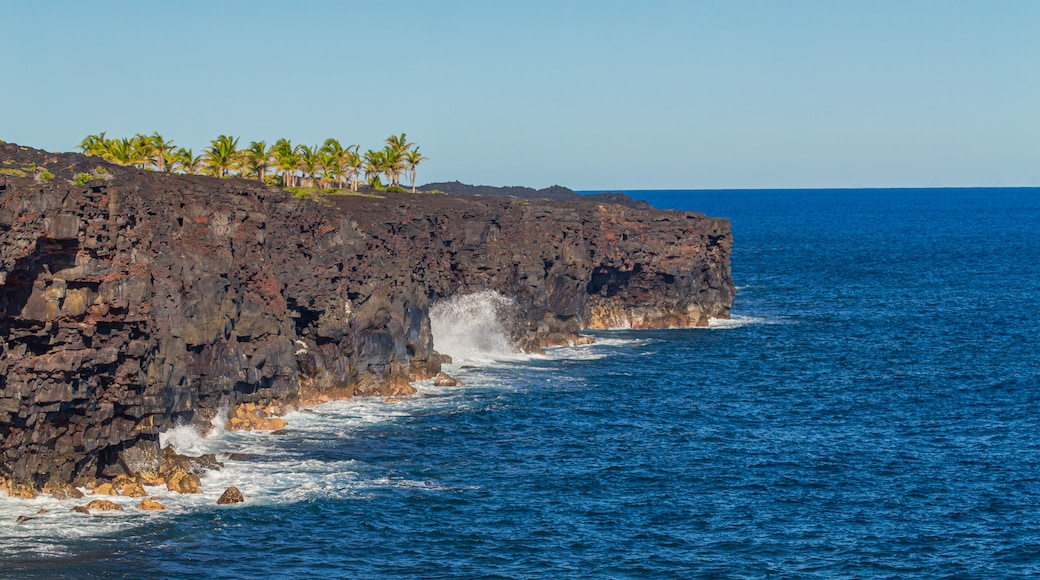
[429,290,525,364]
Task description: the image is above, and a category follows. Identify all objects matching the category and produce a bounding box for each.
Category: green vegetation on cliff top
[78,132,429,193]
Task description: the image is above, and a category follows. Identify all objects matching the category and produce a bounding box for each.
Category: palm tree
[404,148,428,193]
[107,138,145,166]
[320,139,361,189]
[381,144,405,186]
[296,145,321,188]
[131,134,156,169]
[79,132,109,157]
[272,138,300,187]
[204,134,240,177]
[384,133,414,186]
[318,150,339,189]
[319,139,345,188]
[362,149,385,187]
[75,131,425,191]
[240,140,272,183]
[345,147,363,191]
[144,132,175,172]
[385,133,414,155]
[172,147,203,174]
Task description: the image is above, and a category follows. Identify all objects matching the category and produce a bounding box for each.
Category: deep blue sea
[2,188,1040,578]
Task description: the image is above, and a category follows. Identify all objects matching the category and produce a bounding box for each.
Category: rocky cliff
[0,143,733,494]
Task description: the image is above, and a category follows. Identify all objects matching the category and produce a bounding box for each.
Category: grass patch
[285,187,383,200]
[0,168,26,177]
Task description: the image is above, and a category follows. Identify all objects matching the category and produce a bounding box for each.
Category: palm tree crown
[404,148,428,193]
[203,135,239,177]
[79,132,427,191]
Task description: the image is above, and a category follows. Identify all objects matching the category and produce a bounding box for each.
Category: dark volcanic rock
[0,142,733,491]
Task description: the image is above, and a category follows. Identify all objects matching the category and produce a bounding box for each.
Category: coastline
[0,142,734,497]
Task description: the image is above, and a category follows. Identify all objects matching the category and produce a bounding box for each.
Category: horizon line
[576,185,1040,193]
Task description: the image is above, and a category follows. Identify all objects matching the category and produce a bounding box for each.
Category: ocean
[2,188,1039,578]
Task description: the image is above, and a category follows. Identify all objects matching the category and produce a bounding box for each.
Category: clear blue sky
[3,1,1038,189]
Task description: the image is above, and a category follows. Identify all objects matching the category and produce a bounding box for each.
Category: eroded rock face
[0,143,733,491]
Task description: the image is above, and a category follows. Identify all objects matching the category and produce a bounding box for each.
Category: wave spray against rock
[429,290,522,364]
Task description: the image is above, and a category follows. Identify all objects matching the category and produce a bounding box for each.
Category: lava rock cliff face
[0,143,733,491]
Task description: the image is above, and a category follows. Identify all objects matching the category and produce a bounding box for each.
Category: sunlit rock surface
[0,142,733,490]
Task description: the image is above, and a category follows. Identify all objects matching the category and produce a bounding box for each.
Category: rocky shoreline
[0,142,733,498]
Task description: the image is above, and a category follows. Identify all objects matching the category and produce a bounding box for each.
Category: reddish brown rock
[165,468,202,494]
[137,498,166,511]
[433,372,461,387]
[228,403,289,432]
[137,472,166,487]
[93,483,118,496]
[216,486,245,505]
[84,499,123,511]
[42,481,84,500]
[117,480,146,498]
[0,477,38,500]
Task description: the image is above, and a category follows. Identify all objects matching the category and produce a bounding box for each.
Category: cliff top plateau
[418,181,650,208]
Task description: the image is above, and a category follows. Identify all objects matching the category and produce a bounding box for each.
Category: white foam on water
[585,336,648,348]
[0,408,379,553]
[708,315,771,329]
[4,300,760,553]
[538,335,654,362]
[159,422,221,456]
[430,290,528,365]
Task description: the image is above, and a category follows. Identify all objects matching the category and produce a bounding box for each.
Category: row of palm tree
[78,132,428,192]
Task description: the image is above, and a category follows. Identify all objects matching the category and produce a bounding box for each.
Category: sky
[3,0,1038,190]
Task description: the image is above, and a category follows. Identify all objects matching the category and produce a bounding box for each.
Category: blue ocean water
[2,188,1040,578]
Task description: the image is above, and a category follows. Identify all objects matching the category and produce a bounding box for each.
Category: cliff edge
[0,143,733,493]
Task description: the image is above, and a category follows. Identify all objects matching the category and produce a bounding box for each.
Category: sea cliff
[0,143,733,494]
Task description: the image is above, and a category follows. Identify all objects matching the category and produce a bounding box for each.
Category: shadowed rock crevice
[0,142,733,491]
